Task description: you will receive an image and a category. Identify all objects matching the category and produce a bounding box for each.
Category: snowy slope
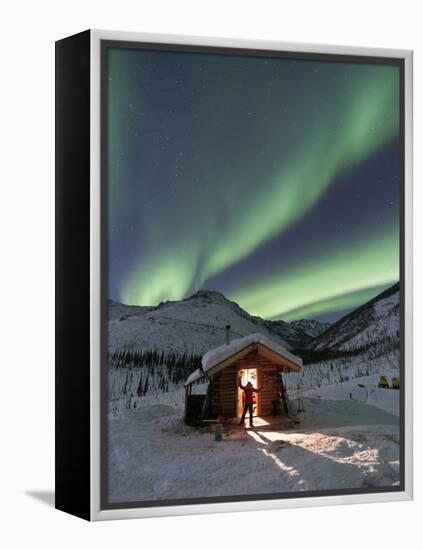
[107,299,155,321]
[108,289,329,355]
[290,318,331,339]
[311,283,399,351]
[264,318,330,348]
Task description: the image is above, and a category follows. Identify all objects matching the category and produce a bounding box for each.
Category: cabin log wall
[211,366,237,418]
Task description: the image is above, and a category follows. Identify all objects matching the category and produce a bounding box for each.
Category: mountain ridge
[108,282,399,357]
[311,282,399,351]
[108,288,330,354]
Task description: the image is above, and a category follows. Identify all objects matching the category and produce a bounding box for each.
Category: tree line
[108,348,202,387]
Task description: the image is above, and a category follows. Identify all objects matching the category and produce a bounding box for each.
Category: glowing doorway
[237,368,259,418]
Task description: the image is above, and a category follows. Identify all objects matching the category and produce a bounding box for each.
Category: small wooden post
[184,385,189,423]
[215,422,223,441]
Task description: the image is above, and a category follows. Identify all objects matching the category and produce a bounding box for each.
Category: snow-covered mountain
[311,283,400,351]
[265,318,330,348]
[108,289,329,355]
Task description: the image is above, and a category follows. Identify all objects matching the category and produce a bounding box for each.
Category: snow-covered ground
[108,397,399,503]
[301,372,400,416]
[108,366,400,504]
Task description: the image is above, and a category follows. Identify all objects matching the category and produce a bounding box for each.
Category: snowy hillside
[264,318,330,348]
[108,289,329,355]
[107,299,154,321]
[290,318,331,339]
[311,283,399,351]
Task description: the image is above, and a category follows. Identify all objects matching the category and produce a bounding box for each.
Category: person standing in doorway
[239,379,263,427]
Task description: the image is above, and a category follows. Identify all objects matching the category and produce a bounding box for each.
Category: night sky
[107,47,400,323]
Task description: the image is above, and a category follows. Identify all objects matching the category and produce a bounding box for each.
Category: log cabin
[184,332,302,426]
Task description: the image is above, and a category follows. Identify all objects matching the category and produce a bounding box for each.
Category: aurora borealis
[107,46,400,322]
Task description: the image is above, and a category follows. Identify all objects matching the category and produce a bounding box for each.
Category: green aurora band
[231,221,399,320]
[110,54,399,320]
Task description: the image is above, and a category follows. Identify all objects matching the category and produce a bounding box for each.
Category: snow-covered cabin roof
[201,332,302,377]
[185,368,206,386]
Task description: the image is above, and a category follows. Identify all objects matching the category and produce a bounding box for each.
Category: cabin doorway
[237,368,260,418]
